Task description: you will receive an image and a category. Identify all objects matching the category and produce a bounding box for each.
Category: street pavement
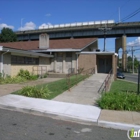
[0,109,127,140]
[0,74,139,131]
[123,72,138,83]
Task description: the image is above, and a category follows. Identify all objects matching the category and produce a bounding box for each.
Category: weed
[17,85,51,99]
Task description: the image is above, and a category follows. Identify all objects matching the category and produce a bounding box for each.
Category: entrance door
[98,59,105,73]
[98,58,112,73]
[56,57,63,73]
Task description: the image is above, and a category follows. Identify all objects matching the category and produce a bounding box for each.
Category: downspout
[0,50,9,76]
[76,53,79,73]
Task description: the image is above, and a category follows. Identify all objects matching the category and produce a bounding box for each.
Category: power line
[118,48,140,53]
[121,7,140,22]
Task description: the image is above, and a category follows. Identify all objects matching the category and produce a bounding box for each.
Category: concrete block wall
[3,53,11,77]
[11,65,38,77]
[0,52,1,73]
[51,52,77,74]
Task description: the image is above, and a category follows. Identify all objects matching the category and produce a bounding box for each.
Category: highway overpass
[15,21,140,41]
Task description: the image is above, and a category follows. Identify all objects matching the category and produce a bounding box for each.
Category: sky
[0,0,140,59]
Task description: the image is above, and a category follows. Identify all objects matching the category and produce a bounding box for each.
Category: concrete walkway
[53,74,107,105]
[0,78,62,96]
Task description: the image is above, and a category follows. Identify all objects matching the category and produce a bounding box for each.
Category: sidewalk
[0,78,62,96]
[0,94,139,131]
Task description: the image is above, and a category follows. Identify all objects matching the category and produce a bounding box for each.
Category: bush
[17,85,51,99]
[17,69,31,80]
[17,69,38,80]
[97,92,140,111]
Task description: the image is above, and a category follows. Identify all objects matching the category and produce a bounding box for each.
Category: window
[66,52,72,58]
[57,52,63,57]
[11,55,39,65]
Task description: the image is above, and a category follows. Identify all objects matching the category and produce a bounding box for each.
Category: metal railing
[32,66,47,77]
[66,67,95,91]
[98,69,113,94]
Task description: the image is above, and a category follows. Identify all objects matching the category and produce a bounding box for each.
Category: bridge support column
[115,35,127,71]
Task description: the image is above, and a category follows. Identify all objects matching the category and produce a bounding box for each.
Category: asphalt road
[0,109,127,140]
[123,73,138,83]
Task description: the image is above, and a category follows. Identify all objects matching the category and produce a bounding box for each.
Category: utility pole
[98,24,112,52]
[137,63,140,95]
[21,18,24,31]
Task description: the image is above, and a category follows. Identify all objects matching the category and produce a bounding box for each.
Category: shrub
[43,72,48,78]
[29,75,38,80]
[97,92,140,111]
[17,85,51,99]
[17,69,31,80]
[17,69,38,80]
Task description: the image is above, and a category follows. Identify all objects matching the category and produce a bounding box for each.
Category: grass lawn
[39,74,88,99]
[13,74,89,99]
[110,79,137,93]
[97,79,140,111]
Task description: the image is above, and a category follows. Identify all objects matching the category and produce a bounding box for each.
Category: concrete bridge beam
[115,35,127,71]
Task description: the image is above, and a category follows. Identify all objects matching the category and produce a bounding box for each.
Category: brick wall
[78,54,96,71]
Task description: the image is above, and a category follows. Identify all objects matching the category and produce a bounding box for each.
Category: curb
[0,103,139,131]
[0,104,98,126]
[98,120,140,131]
[117,79,137,84]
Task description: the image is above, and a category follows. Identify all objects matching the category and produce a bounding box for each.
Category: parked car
[117,72,125,79]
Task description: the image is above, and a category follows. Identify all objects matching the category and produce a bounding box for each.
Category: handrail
[98,69,113,94]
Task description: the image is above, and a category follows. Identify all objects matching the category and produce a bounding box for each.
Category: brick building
[0,34,117,79]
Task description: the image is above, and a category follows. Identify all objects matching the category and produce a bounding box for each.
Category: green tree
[0,28,17,42]
[127,56,139,71]
[134,57,139,69]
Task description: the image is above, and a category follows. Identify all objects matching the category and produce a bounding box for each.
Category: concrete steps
[47,73,67,78]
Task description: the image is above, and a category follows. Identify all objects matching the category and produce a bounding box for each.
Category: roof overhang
[31,48,81,52]
[77,51,118,56]
[0,46,54,58]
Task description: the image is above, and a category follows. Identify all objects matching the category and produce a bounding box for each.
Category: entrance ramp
[53,73,108,105]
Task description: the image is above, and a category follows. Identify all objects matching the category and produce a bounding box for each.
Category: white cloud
[18,21,36,31]
[0,23,14,30]
[39,23,52,29]
[46,13,51,17]
[127,37,140,46]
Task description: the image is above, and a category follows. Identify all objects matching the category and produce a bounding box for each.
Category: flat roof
[77,51,118,56]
